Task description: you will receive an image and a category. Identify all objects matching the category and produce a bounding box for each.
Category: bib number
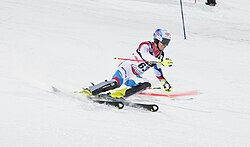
[138,63,150,72]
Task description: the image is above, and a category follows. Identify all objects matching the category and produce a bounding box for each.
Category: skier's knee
[138,82,151,89]
[143,82,151,88]
[124,82,151,98]
[112,70,123,86]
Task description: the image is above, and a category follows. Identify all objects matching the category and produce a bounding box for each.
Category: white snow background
[0,0,250,146]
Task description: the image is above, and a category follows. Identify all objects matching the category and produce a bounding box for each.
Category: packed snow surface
[0,0,250,146]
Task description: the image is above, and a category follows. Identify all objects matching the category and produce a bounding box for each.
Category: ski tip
[51,86,59,92]
[150,105,159,112]
[116,103,124,109]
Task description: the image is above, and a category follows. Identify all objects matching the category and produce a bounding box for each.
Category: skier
[81,28,173,98]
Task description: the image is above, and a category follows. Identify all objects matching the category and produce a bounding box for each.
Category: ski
[123,101,159,112]
[52,86,124,110]
[97,94,159,112]
[88,97,124,110]
[52,86,158,112]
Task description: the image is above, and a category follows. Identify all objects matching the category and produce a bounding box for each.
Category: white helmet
[153,28,171,46]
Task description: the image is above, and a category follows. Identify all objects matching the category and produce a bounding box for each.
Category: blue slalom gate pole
[180,0,187,39]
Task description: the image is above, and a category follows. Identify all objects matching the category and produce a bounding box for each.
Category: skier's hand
[159,58,173,67]
[160,79,172,92]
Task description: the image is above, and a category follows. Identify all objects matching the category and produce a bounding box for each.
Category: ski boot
[109,88,129,98]
[79,88,93,96]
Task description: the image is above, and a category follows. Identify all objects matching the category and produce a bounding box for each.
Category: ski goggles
[161,38,171,46]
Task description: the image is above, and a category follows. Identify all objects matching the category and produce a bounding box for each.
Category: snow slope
[0,0,250,146]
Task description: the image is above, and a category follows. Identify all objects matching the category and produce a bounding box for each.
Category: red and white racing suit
[112,41,166,87]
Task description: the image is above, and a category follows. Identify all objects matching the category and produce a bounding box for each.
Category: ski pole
[149,87,161,90]
[114,57,160,63]
[139,90,200,98]
[114,57,147,62]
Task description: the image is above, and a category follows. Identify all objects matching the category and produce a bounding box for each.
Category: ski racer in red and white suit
[83,28,173,98]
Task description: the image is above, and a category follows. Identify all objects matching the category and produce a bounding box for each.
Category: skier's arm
[137,44,159,62]
[138,44,173,67]
[153,64,165,81]
[154,64,172,92]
